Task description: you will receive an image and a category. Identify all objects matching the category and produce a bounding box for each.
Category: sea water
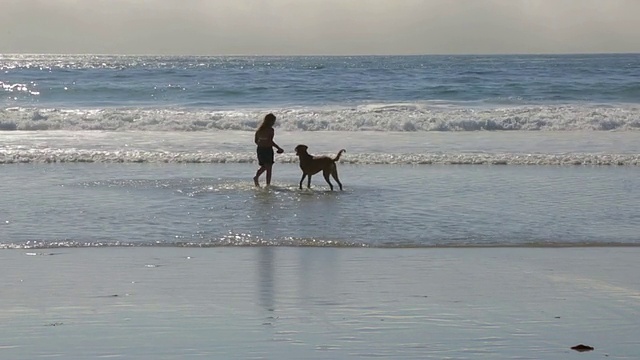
[1,54,639,248]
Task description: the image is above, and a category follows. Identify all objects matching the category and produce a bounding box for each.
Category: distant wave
[1,103,639,132]
[1,149,638,166]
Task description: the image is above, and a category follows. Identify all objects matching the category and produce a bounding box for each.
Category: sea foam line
[1,149,638,166]
[2,239,639,250]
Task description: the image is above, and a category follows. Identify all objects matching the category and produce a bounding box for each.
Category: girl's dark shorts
[257,146,274,166]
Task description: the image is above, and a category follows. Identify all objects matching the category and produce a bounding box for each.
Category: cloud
[1,0,638,55]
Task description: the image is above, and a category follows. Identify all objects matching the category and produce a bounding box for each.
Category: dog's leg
[307,174,313,189]
[323,170,334,191]
[299,174,306,189]
[331,168,343,191]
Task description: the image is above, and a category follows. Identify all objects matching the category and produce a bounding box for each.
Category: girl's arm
[270,129,283,152]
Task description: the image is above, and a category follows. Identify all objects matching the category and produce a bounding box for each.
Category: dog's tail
[333,149,346,162]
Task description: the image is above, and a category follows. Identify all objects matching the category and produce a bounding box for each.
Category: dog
[294,144,346,191]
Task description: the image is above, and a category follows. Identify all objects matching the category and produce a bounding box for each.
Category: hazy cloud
[1,0,638,55]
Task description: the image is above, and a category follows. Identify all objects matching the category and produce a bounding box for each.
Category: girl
[253,113,284,187]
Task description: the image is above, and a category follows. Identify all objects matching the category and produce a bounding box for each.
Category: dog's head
[294,144,309,156]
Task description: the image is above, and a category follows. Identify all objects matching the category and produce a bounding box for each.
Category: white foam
[0,81,39,96]
[1,148,637,166]
[1,129,638,165]
[1,103,639,132]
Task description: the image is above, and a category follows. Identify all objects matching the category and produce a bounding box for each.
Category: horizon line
[1,51,640,57]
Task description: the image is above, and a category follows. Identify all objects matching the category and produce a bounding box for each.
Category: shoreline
[4,241,640,250]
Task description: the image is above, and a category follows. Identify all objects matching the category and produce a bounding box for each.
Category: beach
[1,247,639,359]
[2,53,640,359]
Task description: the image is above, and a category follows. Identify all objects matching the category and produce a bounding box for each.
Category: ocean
[1,53,639,248]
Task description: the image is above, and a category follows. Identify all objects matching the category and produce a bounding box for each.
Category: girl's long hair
[257,113,276,132]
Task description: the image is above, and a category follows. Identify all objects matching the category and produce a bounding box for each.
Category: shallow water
[1,161,639,248]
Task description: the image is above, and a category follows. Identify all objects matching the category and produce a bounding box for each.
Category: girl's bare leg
[254,166,266,187]
[265,164,273,186]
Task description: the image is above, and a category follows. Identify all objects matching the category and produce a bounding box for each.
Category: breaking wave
[1,103,640,132]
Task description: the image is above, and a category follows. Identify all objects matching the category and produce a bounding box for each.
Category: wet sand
[1,247,639,359]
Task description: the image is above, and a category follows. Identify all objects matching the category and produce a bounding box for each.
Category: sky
[1,0,639,55]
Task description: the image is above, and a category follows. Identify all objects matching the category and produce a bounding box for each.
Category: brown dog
[294,144,346,191]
